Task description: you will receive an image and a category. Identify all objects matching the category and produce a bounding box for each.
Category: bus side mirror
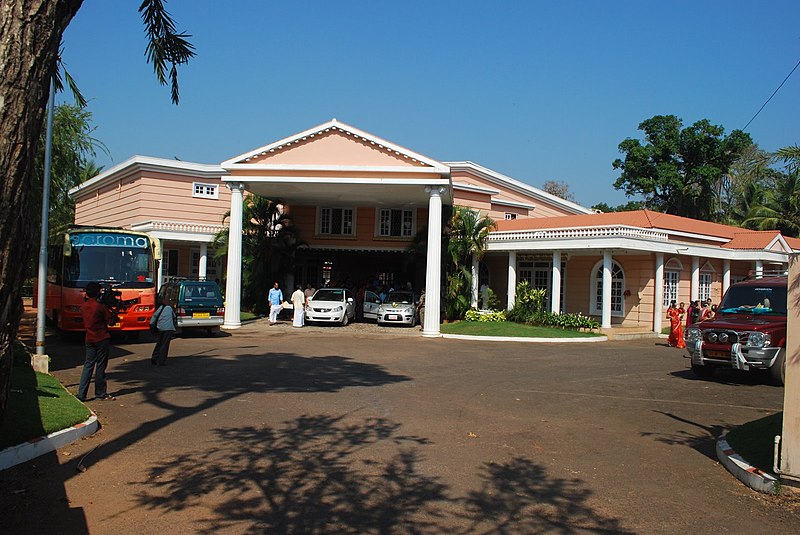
[63,233,72,257]
[152,237,162,261]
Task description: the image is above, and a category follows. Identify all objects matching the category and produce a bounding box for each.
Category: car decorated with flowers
[377,290,418,327]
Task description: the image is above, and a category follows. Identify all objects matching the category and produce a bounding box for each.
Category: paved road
[2,321,798,534]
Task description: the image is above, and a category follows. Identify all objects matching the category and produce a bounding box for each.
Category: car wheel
[341,313,349,326]
[691,363,715,379]
[768,349,786,386]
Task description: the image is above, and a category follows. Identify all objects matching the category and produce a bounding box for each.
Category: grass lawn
[440,321,602,338]
[0,366,91,450]
[240,311,259,322]
[725,412,783,474]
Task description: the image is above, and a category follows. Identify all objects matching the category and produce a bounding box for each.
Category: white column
[157,255,164,291]
[223,183,245,329]
[199,243,208,280]
[507,251,517,311]
[755,260,764,279]
[691,256,700,301]
[601,250,612,329]
[723,259,731,295]
[654,253,664,334]
[551,250,562,314]
[423,186,444,337]
[471,255,479,308]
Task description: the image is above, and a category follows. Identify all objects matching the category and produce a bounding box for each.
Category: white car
[362,290,382,321]
[305,288,356,326]
[377,290,418,327]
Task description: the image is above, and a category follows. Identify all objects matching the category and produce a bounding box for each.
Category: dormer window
[504,213,517,220]
[193,182,219,199]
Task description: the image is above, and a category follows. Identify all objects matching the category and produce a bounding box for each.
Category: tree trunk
[0,0,83,426]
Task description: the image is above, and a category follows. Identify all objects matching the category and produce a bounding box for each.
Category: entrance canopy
[221,119,451,206]
[219,119,452,337]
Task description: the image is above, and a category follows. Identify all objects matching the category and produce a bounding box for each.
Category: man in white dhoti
[291,285,305,327]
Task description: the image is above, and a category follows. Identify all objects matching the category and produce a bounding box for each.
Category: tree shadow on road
[134,415,632,534]
[641,410,729,460]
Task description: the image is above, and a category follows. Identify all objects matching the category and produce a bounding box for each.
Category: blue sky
[61,0,799,207]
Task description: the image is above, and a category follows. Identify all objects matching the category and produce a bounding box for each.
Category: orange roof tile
[494,209,741,239]
[785,236,800,251]
[722,231,783,250]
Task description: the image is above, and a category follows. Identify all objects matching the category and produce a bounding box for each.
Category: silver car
[377,291,418,327]
[305,288,356,326]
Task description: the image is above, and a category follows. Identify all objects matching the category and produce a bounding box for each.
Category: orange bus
[42,227,162,336]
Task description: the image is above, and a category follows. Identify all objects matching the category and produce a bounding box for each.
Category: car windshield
[182,284,221,302]
[385,292,414,304]
[313,289,345,302]
[719,284,787,315]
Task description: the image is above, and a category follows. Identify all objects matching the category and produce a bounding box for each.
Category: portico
[219,120,451,334]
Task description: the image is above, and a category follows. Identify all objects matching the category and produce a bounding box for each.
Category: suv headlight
[685,327,702,344]
[747,331,770,348]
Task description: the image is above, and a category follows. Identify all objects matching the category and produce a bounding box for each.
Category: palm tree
[445,206,495,319]
[743,146,800,238]
[214,196,305,314]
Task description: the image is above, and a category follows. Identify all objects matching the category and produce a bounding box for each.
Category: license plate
[388,314,399,320]
[706,350,729,358]
[193,312,210,319]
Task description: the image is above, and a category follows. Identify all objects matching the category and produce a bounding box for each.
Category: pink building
[70,119,798,335]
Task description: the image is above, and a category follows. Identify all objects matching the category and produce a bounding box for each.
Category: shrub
[464,308,506,322]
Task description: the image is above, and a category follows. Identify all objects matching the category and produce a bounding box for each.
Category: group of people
[78,281,177,402]
[666,298,717,348]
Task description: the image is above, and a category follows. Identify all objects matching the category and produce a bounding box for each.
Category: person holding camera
[77,282,118,401]
[150,296,177,366]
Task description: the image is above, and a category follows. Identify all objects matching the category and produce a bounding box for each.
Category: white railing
[134,220,227,235]
[487,225,669,242]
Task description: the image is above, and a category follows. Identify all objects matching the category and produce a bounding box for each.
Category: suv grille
[702,330,758,345]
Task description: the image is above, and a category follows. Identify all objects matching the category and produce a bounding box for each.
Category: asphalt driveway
[2,321,798,534]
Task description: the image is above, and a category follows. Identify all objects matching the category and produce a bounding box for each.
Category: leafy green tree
[590,200,645,213]
[0,0,194,426]
[743,146,800,237]
[214,197,305,315]
[612,115,752,221]
[33,104,106,241]
[445,206,495,320]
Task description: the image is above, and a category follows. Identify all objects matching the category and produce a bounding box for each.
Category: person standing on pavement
[304,283,315,305]
[77,282,117,401]
[291,285,305,327]
[150,296,177,366]
[268,281,283,325]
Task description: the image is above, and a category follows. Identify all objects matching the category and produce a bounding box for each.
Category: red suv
[684,274,787,385]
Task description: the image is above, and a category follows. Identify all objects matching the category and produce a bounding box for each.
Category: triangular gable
[222,119,448,172]
[722,231,792,252]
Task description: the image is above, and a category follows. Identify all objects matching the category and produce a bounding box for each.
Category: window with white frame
[319,207,354,236]
[193,182,219,199]
[504,213,517,220]
[377,208,414,237]
[591,260,625,316]
[699,272,712,302]
[663,258,683,307]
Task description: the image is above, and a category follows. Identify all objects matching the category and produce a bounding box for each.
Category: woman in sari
[667,300,686,348]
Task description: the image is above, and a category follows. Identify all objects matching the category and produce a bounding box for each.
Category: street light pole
[34,78,56,367]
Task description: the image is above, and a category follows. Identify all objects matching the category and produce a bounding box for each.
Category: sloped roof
[493,209,799,252]
[722,231,790,251]
[222,119,449,173]
[495,209,741,238]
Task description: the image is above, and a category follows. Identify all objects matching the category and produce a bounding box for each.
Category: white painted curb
[0,412,99,471]
[716,434,780,494]
[441,334,608,343]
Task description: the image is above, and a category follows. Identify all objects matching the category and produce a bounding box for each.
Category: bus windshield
[64,232,155,288]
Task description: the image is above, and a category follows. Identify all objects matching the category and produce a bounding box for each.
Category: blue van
[158,280,224,336]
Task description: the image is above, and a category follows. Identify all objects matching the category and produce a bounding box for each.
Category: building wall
[74,169,231,228]
[288,205,428,250]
